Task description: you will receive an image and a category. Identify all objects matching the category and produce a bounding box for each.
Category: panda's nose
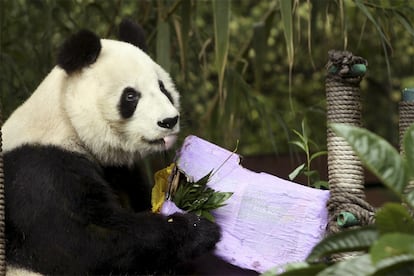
[157,116,179,129]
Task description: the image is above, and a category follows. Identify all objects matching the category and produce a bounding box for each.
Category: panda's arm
[79,162,221,273]
[102,164,151,212]
[5,145,220,274]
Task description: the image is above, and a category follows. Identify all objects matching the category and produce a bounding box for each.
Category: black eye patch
[158,80,174,104]
[119,87,141,119]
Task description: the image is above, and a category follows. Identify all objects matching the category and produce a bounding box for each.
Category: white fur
[2,39,180,166]
[7,266,43,276]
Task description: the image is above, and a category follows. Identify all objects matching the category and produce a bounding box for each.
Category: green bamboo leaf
[204,191,232,209]
[370,233,414,264]
[306,226,379,262]
[252,22,266,90]
[280,0,294,67]
[156,18,171,71]
[313,180,329,189]
[280,0,295,111]
[395,11,414,37]
[318,254,375,276]
[177,0,191,79]
[303,170,318,177]
[291,129,306,144]
[289,163,305,180]
[354,0,390,46]
[201,210,215,222]
[310,151,327,163]
[212,0,230,102]
[301,119,309,143]
[196,170,213,186]
[289,140,306,152]
[375,203,414,235]
[354,0,392,76]
[330,124,408,198]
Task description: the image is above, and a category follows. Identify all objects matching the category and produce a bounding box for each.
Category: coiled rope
[399,88,414,211]
[0,102,6,276]
[325,50,375,241]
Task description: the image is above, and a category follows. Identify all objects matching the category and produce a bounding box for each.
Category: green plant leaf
[354,0,390,47]
[201,210,215,222]
[354,0,392,76]
[178,0,191,79]
[310,151,327,163]
[306,226,379,262]
[156,17,171,71]
[212,0,230,103]
[252,22,266,90]
[319,254,375,276]
[292,129,307,145]
[289,163,305,180]
[370,233,414,264]
[172,170,232,221]
[313,180,329,189]
[301,119,309,144]
[395,11,414,37]
[290,140,306,152]
[330,124,408,199]
[280,0,294,67]
[373,254,414,276]
[375,203,414,235]
[196,170,213,186]
[276,263,327,276]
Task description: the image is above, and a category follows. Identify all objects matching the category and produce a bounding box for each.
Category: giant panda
[2,19,220,275]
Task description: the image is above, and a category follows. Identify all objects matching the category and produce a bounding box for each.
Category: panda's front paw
[167,213,221,259]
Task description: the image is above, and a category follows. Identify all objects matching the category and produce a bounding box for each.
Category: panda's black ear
[57,30,102,74]
[118,19,147,52]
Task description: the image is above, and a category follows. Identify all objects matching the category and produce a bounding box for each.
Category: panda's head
[57,19,180,165]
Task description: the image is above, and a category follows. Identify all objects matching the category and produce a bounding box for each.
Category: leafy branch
[289,119,328,189]
[172,170,233,222]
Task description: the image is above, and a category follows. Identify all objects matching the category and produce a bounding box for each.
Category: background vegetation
[1,0,414,157]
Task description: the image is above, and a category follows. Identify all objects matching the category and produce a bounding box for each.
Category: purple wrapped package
[165,135,330,273]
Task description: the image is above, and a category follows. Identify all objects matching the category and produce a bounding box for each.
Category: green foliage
[289,119,328,188]
[1,0,413,156]
[306,226,379,263]
[212,0,230,105]
[172,171,233,222]
[264,124,414,275]
[331,124,413,208]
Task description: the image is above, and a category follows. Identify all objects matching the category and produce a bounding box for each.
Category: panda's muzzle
[157,116,179,129]
[145,134,177,150]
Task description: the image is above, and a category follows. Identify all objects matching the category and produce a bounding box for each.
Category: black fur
[118,19,147,51]
[159,80,174,104]
[5,145,220,275]
[118,87,141,119]
[57,29,101,74]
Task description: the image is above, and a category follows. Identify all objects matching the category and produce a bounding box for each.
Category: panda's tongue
[163,135,177,150]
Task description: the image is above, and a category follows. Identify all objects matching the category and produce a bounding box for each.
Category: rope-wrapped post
[325,50,375,238]
[399,88,414,153]
[399,88,414,204]
[0,103,6,276]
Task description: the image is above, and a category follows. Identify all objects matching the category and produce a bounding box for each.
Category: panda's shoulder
[4,144,104,185]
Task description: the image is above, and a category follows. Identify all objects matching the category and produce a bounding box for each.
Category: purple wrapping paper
[164,135,330,273]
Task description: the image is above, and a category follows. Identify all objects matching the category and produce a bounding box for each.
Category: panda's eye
[125,90,139,102]
[119,87,141,119]
[158,80,174,104]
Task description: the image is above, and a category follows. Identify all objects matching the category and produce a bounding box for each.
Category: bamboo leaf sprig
[171,169,233,222]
